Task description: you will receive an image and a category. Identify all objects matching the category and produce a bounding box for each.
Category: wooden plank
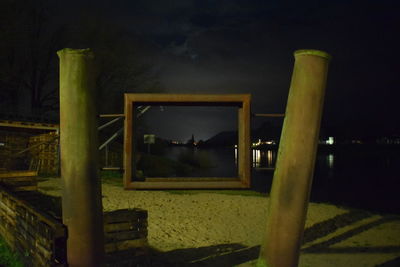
[36,241,53,260]
[104,238,147,254]
[0,216,16,230]
[241,95,251,188]
[10,185,38,192]
[15,231,30,250]
[2,180,36,186]
[105,229,147,242]
[101,167,122,171]
[0,121,59,131]
[32,251,51,267]
[0,200,17,217]
[253,113,285,117]
[0,210,17,223]
[104,221,148,233]
[38,221,54,240]
[16,205,27,217]
[104,209,147,223]
[0,224,15,249]
[254,167,276,171]
[123,94,133,188]
[16,217,29,231]
[0,176,37,182]
[125,93,250,104]
[0,171,38,178]
[99,114,125,118]
[36,235,53,250]
[6,197,17,209]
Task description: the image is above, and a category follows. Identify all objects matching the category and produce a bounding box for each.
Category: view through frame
[123,93,251,189]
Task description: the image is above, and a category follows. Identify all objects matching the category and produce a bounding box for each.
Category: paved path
[39,178,400,267]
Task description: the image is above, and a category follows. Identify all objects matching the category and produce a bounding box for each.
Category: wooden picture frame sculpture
[123,93,251,189]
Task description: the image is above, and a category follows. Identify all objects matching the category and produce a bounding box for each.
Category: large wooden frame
[123,93,251,189]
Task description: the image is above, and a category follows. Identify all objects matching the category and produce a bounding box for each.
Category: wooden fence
[28,132,59,175]
[0,170,38,192]
[1,129,123,175]
[0,131,31,170]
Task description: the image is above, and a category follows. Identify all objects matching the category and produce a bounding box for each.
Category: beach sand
[38,178,400,266]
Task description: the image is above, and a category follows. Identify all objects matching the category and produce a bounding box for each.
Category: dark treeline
[0,0,162,120]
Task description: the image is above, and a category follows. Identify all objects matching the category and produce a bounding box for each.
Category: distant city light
[252,139,276,147]
[327,154,334,168]
[327,136,334,145]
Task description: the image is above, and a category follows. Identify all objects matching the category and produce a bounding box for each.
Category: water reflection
[267,150,273,166]
[327,153,334,169]
[251,149,277,168]
[253,149,261,167]
[239,149,336,171]
[234,147,237,164]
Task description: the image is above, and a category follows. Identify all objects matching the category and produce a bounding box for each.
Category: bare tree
[0,0,65,117]
[0,1,161,118]
[67,8,163,114]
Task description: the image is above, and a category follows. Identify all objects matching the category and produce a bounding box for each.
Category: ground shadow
[302,215,400,253]
[142,211,400,266]
[302,209,374,245]
[145,244,260,267]
[376,255,400,267]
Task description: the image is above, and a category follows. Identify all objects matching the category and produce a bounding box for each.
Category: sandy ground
[38,178,400,267]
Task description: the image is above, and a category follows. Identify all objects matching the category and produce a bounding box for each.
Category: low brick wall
[0,186,67,266]
[0,186,148,266]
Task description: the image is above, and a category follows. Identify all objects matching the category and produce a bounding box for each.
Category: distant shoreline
[169,143,400,151]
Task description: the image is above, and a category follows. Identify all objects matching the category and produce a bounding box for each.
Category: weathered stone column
[258,50,331,267]
[57,48,104,266]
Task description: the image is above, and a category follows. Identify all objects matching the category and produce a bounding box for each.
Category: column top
[57,48,94,58]
[294,49,331,60]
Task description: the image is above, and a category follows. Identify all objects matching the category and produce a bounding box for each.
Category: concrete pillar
[258,50,331,267]
[57,48,104,266]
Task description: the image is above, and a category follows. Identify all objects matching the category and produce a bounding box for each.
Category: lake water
[159,146,400,214]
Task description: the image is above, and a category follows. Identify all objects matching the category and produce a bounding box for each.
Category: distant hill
[252,122,282,141]
[204,131,238,147]
[204,122,282,147]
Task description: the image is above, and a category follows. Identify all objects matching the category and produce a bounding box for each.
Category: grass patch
[0,236,24,267]
[100,170,123,186]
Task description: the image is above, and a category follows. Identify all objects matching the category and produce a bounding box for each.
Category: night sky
[5,0,400,141]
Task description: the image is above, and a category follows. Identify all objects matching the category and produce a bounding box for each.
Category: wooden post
[57,48,105,266]
[237,95,251,187]
[105,144,109,167]
[258,50,331,267]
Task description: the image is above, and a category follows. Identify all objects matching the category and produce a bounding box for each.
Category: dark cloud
[60,0,400,139]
